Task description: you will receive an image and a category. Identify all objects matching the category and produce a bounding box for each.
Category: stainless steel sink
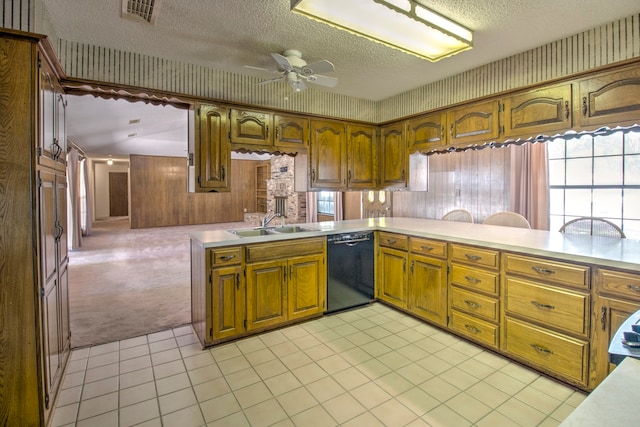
[273,225,315,233]
[229,225,315,237]
[230,228,277,237]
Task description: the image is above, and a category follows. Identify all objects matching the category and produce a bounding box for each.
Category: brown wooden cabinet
[378,122,407,189]
[448,244,500,348]
[407,112,447,152]
[230,108,271,147]
[502,83,572,138]
[346,124,377,189]
[377,232,409,308]
[0,30,71,426]
[408,237,448,326]
[447,99,500,147]
[576,63,640,130]
[309,119,346,189]
[589,268,640,388]
[209,247,244,340]
[230,109,309,153]
[501,252,591,388]
[195,103,230,192]
[274,114,309,151]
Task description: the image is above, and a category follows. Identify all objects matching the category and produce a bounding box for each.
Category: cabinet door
[38,57,58,170]
[230,108,272,147]
[56,171,68,267]
[196,104,230,191]
[378,122,407,189]
[503,84,572,138]
[246,260,287,330]
[409,254,447,326]
[39,170,57,285]
[407,112,447,152]
[347,124,377,189]
[211,265,244,340]
[310,119,345,189]
[377,246,407,308]
[577,65,640,129]
[288,254,326,320]
[589,296,640,388]
[447,100,500,146]
[274,114,309,151]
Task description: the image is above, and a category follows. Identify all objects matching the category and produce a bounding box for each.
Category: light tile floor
[52,303,586,427]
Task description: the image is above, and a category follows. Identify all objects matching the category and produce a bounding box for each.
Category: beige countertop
[560,356,640,426]
[190,217,640,272]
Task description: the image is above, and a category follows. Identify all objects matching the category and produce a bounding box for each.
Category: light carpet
[68,218,247,348]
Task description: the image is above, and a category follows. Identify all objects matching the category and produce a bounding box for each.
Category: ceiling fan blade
[271,53,293,71]
[304,74,338,88]
[256,76,285,86]
[244,65,281,74]
[301,59,335,76]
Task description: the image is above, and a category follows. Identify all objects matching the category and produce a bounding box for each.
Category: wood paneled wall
[392,148,511,223]
[129,155,257,229]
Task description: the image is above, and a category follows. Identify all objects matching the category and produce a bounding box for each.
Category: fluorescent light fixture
[291,0,472,61]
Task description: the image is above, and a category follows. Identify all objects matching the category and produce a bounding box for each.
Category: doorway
[109,172,129,217]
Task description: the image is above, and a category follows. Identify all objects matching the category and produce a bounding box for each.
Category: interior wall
[128,155,257,228]
[393,148,511,223]
[93,161,130,220]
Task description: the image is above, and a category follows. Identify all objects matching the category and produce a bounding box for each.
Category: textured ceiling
[44,0,640,157]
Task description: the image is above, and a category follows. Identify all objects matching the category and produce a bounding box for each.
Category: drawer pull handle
[386,238,397,244]
[531,344,554,355]
[464,276,481,284]
[220,254,236,261]
[627,284,640,293]
[464,300,480,308]
[421,245,434,251]
[531,266,555,275]
[464,254,481,261]
[464,325,481,334]
[531,301,555,310]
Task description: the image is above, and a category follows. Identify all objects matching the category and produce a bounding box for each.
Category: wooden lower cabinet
[246,260,288,331]
[287,254,326,321]
[211,265,244,340]
[377,246,408,308]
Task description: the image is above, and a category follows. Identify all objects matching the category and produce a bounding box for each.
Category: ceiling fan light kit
[290,0,473,62]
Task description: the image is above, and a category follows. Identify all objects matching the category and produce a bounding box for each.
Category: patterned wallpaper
[3,0,639,123]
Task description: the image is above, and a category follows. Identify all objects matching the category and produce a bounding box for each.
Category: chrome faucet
[261,212,281,228]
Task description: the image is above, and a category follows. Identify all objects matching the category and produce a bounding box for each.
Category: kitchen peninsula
[190,217,640,391]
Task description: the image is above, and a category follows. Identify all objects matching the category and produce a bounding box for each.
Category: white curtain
[334,191,343,221]
[510,142,550,230]
[306,192,317,223]
[67,148,83,249]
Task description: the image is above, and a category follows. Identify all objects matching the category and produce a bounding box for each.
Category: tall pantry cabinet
[0,29,70,426]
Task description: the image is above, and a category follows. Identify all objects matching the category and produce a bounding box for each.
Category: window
[548,129,640,238]
[317,191,335,215]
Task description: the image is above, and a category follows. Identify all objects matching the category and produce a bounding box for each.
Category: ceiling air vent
[121,0,161,25]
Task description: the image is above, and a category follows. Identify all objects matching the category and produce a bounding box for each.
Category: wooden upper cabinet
[273,114,309,150]
[502,84,572,138]
[407,112,447,152]
[309,119,346,189]
[576,64,640,130]
[230,108,271,147]
[195,104,230,191]
[346,124,377,189]
[447,100,500,146]
[378,122,407,189]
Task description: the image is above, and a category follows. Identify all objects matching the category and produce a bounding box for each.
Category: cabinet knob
[464,254,481,262]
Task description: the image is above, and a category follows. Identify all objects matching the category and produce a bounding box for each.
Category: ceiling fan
[245,49,338,92]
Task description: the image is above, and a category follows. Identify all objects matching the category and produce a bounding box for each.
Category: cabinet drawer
[449,311,499,348]
[449,264,499,295]
[504,317,588,385]
[504,277,589,336]
[503,253,589,289]
[595,268,640,300]
[210,247,242,266]
[378,232,409,251]
[410,237,446,258]
[450,287,499,322]
[450,244,499,270]
[246,238,325,263]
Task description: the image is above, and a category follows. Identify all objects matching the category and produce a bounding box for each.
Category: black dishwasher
[326,232,375,313]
